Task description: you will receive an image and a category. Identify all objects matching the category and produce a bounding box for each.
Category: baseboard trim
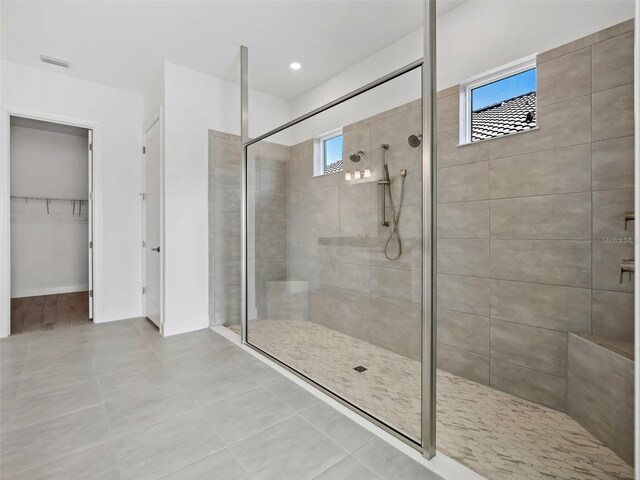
[11,285,89,298]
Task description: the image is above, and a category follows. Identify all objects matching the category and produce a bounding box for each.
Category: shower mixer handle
[620,258,634,283]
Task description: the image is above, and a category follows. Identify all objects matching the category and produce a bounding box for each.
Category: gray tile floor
[0,318,442,480]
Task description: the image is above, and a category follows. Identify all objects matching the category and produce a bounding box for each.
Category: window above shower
[459,56,537,144]
[314,130,343,176]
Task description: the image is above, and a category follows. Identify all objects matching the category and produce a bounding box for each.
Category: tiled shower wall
[208,131,290,325]
[288,101,424,360]
[209,19,633,416]
[436,19,635,411]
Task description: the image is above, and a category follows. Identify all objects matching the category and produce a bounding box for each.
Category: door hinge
[89,143,93,152]
[142,286,146,294]
[143,146,146,154]
[142,240,146,248]
[89,240,93,249]
[89,290,93,298]
[140,192,145,201]
[89,192,93,200]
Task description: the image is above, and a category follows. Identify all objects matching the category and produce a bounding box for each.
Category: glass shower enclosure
[245,70,425,444]
[239,2,436,456]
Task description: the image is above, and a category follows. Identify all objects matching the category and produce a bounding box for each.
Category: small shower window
[460,56,537,144]
[315,130,343,176]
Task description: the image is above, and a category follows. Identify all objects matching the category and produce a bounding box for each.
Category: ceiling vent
[40,55,71,69]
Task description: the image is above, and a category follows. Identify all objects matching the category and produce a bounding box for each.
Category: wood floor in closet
[10,292,90,334]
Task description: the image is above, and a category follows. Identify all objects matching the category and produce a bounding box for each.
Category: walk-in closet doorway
[7,115,94,334]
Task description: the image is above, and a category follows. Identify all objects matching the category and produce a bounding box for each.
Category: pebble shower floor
[236,319,633,480]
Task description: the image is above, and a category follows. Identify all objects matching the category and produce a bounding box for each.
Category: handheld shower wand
[377,144,406,261]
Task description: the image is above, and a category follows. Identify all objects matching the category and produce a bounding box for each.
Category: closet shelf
[10,195,88,203]
[11,196,89,216]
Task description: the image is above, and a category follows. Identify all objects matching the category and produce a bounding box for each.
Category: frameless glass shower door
[244,68,426,444]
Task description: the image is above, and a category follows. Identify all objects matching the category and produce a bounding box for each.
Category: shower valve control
[624,211,634,230]
[619,259,634,284]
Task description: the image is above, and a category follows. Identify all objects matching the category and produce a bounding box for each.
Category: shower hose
[384,172,406,261]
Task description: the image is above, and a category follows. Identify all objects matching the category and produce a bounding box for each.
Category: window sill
[457,126,539,147]
[313,170,343,178]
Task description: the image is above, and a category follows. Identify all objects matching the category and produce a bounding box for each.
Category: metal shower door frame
[240,0,437,459]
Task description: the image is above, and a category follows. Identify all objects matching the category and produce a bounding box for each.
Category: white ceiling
[1,0,466,100]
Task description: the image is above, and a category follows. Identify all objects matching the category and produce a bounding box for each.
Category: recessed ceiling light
[289,62,302,71]
[40,54,71,69]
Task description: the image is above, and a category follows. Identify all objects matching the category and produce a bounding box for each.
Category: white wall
[10,123,89,297]
[289,0,635,142]
[1,61,144,335]
[10,123,88,199]
[162,62,291,336]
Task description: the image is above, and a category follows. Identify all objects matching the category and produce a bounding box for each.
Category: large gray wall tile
[437,273,490,317]
[592,136,634,190]
[369,297,421,360]
[537,47,591,106]
[490,279,591,332]
[490,193,591,240]
[537,34,593,63]
[567,381,634,465]
[438,308,489,355]
[592,290,634,341]
[490,144,591,198]
[592,188,634,239]
[437,129,489,169]
[437,201,489,239]
[592,31,634,93]
[437,343,489,385]
[438,239,489,277]
[437,92,459,134]
[490,359,566,411]
[593,19,634,42]
[490,319,567,377]
[370,266,420,303]
[592,84,635,141]
[438,161,489,203]
[490,240,591,288]
[567,349,633,467]
[369,108,421,173]
[568,334,634,418]
[489,95,591,159]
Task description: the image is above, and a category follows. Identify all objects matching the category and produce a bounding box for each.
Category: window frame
[459,55,537,145]
[314,129,343,176]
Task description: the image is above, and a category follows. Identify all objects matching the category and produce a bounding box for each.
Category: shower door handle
[152,246,160,253]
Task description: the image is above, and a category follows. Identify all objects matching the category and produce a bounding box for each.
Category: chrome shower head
[408,134,422,148]
[350,151,365,162]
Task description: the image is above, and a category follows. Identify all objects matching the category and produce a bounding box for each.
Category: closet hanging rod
[10,195,88,203]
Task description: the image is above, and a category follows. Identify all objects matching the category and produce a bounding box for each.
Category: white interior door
[88,130,94,319]
[143,121,161,326]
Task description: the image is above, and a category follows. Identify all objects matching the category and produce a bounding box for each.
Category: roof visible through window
[323,134,343,174]
[471,68,537,142]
